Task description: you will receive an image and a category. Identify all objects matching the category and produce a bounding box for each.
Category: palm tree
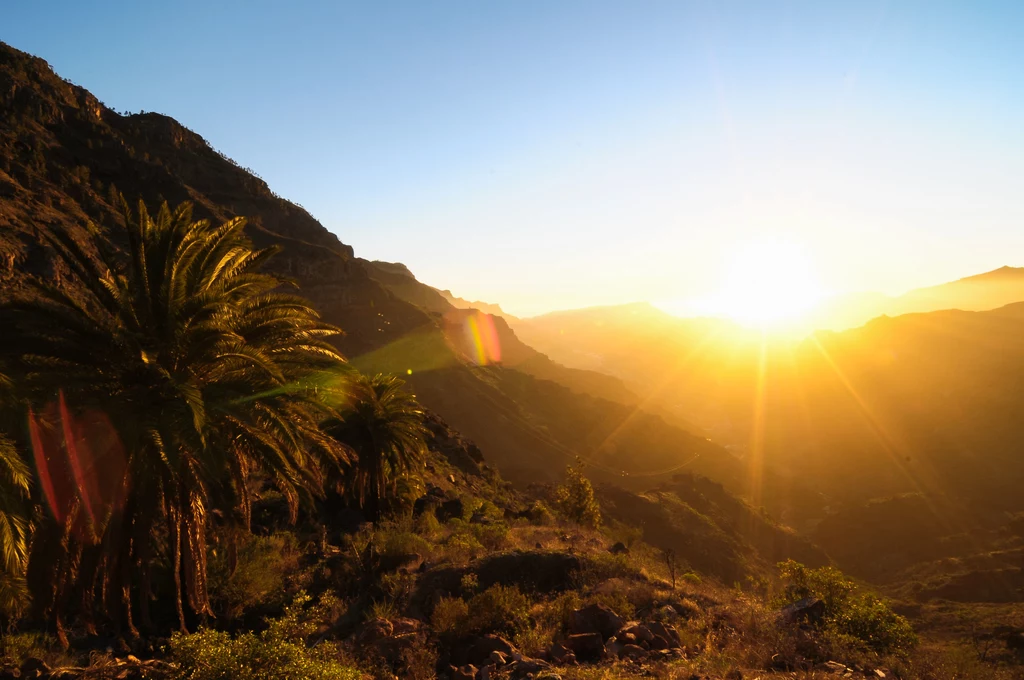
[0,200,349,639]
[0,400,31,618]
[327,374,428,520]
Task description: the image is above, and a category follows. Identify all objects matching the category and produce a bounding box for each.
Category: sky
[5,1,1024,317]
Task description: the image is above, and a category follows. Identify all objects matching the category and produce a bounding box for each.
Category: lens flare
[464,311,502,365]
[28,391,126,540]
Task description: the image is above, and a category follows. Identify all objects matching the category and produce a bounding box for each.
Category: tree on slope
[0,200,349,639]
[327,373,427,520]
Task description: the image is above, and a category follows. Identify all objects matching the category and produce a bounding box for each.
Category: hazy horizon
[6,1,1024,318]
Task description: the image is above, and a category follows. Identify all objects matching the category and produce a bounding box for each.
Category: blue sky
[5,1,1024,315]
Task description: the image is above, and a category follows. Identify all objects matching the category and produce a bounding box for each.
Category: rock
[565,633,606,662]
[548,642,576,665]
[609,541,629,555]
[725,671,743,680]
[779,597,826,625]
[462,635,518,666]
[617,622,654,643]
[413,487,446,516]
[18,658,49,679]
[645,621,681,647]
[872,670,887,678]
[391,617,425,635]
[620,643,646,660]
[437,497,465,522]
[569,603,625,640]
[450,664,477,680]
[508,658,551,678]
[356,617,394,644]
[476,551,582,593]
[649,634,671,651]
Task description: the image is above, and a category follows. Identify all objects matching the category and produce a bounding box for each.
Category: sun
[696,241,826,328]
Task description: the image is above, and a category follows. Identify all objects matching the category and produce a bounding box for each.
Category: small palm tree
[0,200,349,638]
[328,374,427,520]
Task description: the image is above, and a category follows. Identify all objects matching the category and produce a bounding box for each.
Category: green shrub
[169,593,359,680]
[681,571,702,585]
[466,584,532,637]
[525,500,555,526]
[554,459,601,528]
[472,521,511,551]
[208,533,299,620]
[441,529,484,564]
[778,560,917,655]
[577,552,638,586]
[414,511,442,536]
[431,596,469,636]
[378,527,433,559]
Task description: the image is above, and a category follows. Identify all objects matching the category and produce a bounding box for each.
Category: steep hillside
[0,41,813,524]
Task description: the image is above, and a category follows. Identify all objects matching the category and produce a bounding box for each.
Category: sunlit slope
[516,301,1024,520]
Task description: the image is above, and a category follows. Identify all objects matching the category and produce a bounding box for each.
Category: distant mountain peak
[954,265,1024,283]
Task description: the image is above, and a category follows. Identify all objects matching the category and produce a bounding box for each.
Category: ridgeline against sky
[5,1,1024,317]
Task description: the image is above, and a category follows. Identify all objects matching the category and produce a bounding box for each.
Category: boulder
[476,551,582,593]
[645,621,681,647]
[620,643,646,660]
[649,634,671,651]
[437,497,465,522]
[507,658,551,678]
[450,664,477,680]
[617,622,654,643]
[609,542,629,555]
[391,617,425,635]
[565,633,606,662]
[569,604,625,640]
[548,642,576,665]
[461,635,518,667]
[413,486,446,517]
[779,597,825,625]
[18,658,49,679]
[356,617,393,644]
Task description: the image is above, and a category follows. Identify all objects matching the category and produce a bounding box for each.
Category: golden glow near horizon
[688,242,827,329]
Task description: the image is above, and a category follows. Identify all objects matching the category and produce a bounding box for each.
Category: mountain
[515,297,1024,589]
[436,288,517,320]
[0,41,816,524]
[807,266,1024,330]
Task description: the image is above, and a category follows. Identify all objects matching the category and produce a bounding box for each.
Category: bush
[778,560,917,655]
[472,521,511,551]
[208,533,300,620]
[525,500,555,526]
[466,584,532,637]
[554,459,601,528]
[169,593,358,680]
[441,527,484,564]
[577,552,639,586]
[431,596,469,636]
